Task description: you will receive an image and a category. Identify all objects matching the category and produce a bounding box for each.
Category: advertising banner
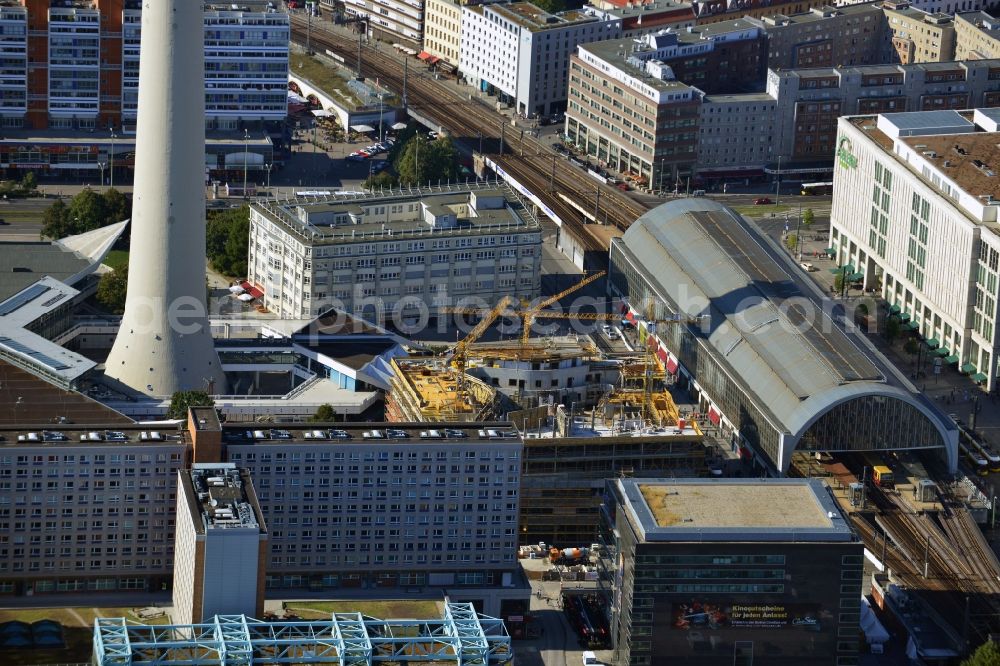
[671,601,823,631]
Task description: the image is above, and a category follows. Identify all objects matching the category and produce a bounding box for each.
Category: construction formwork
[93,602,512,666]
[385,358,510,422]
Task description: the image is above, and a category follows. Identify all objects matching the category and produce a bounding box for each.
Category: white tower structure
[104,0,226,396]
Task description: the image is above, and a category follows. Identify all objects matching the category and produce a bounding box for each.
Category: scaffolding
[92,602,512,666]
[385,358,512,422]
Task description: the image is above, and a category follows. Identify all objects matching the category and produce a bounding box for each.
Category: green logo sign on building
[837,137,858,170]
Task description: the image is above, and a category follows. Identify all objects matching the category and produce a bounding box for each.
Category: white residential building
[459,2,622,117]
[343,0,424,44]
[830,109,1000,390]
[247,183,542,320]
[123,4,290,130]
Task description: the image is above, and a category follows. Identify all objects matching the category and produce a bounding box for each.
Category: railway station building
[599,477,863,666]
[607,198,958,474]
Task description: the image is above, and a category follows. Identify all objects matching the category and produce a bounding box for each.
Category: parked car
[553,143,568,154]
[754,197,772,205]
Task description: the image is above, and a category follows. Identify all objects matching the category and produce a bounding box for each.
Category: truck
[582,651,599,666]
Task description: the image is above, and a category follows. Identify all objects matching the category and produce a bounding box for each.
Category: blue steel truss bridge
[93,602,512,666]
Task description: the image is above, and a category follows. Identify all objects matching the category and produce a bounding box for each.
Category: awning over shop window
[240,281,264,299]
[945,355,960,364]
[708,407,721,426]
[972,373,988,383]
[889,304,901,314]
[417,51,433,61]
[961,363,977,374]
[925,338,939,348]
[903,322,919,331]
[932,347,950,357]
[666,356,678,374]
[824,247,836,256]
[899,312,911,322]
[848,272,864,282]
[657,349,668,363]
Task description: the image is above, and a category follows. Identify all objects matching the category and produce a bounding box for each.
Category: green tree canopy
[39,188,133,239]
[103,187,131,223]
[41,199,71,240]
[167,391,215,419]
[96,263,128,314]
[784,233,798,252]
[533,0,566,12]
[394,135,459,186]
[206,205,250,277]
[20,171,36,192]
[364,171,398,190]
[310,404,337,422]
[802,208,815,227]
[963,641,1000,666]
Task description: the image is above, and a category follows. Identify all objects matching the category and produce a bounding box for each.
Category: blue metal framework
[93,602,512,666]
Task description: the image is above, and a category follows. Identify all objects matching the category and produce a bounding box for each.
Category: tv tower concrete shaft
[104,0,226,397]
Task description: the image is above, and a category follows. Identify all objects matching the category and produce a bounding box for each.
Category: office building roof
[617,477,855,542]
[480,2,610,30]
[251,182,541,245]
[0,359,132,427]
[180,465,265,535]
[848,110,1000,214]
[578,40,698,94]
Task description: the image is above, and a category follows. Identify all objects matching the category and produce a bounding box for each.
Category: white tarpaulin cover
[238,293,254,302]
[860,597,889,645]
[351,124,375,132]
[228,285,244,294]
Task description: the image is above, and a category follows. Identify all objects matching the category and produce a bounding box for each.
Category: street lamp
[265,163,272,193]
[377,92,385,144]
[109,127,117,190]
[97,161,106,187]
[243,128,250,199]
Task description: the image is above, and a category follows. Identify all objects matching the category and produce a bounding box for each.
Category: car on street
[754,197,772,205]
[553,143,568,154]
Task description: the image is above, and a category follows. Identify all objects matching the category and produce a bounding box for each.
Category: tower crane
[518,270,606,343]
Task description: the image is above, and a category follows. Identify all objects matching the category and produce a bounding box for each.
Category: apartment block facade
[565,38,701,189]
[749,4,888,70]
[460,2,622,117]
[247,184,543,320]
[883,2,956,64]
[0,417,529,616]
[955,11,1000,60]
[830,109,1000,391]
[6,0,288,131]
[767,59,1000,163]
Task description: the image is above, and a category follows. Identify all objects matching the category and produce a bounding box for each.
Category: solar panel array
[0,285,50,317]
[0,336,72,371]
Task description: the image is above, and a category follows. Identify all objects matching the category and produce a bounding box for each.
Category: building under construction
[385,358,516,422]
[464,337,620,409]
[518,401,708,547]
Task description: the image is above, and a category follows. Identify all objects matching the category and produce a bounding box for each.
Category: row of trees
[41,188,130,240]
[206,204,250,277]
[363,129,460,190]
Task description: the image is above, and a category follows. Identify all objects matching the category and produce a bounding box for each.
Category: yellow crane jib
[520,270,606,343]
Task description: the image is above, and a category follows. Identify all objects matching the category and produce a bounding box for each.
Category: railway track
[289,17,650,251]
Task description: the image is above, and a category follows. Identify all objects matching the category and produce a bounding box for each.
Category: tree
[310,404,337,422]
[802,208,815,227]
[19,171,36,193]
[205,205,250,277]
[103,188,131,223]
[67,188,108,233]
[903,336,920,357]
[532,0,566,11]
[96,263,128,314]
[962,640,1000,666]
[167,391,215,419]
[40,199,71,239]
[784,233,798,253]
[833,271,846,294]
[394,135,459,186]
[884,315,901,344]
[364,171,398,190]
